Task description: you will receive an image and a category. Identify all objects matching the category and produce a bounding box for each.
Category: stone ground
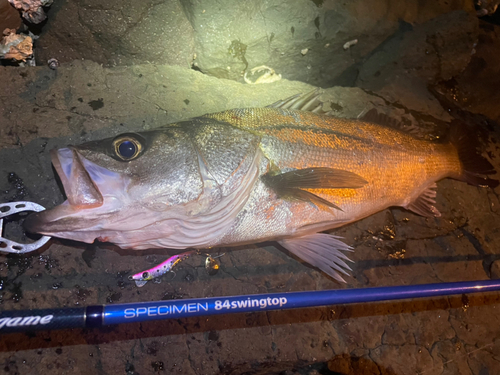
[1,3,500,375]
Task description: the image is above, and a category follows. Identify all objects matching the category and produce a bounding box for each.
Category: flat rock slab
[0,60,500,375]
[26,0,477,88]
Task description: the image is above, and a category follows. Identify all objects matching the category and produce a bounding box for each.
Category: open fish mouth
[51,148,104,209]
[24,148,125,235]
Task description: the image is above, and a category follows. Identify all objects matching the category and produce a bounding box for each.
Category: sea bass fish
[24,93,498,282]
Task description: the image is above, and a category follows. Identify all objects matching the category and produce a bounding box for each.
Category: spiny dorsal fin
[266,89,324,113]
[262,167,368,211]
[405,184,441,218]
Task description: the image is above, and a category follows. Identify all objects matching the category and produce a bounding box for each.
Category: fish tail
[449,122,499,188]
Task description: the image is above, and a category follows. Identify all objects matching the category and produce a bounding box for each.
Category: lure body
[130,250,195,287]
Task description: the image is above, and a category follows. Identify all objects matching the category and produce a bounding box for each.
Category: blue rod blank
[106,278,500,324]
[1,279,499,333]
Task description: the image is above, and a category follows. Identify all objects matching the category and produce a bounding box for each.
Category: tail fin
[450,121,499,188]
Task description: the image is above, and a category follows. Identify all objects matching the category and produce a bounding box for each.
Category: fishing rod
[1,203,499,333]
[1,278,499,334]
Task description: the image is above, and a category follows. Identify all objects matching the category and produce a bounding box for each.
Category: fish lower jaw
[23,197,126,235]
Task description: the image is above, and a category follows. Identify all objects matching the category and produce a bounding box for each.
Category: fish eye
[142,272,149,279]
[113,136,142,161]
[119,141,136,158]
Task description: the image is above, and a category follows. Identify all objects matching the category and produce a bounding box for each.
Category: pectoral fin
[279,233,353,283]
[262,167,367,210]
[263,167,367,189]
[405,184,441,218]
[276,188,344,211]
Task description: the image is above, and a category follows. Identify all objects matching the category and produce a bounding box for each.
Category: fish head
[24,127,204,246]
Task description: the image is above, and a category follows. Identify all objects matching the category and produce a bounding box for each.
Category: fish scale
[204,108,467,255]
[189,121,261,196]
[208,108,461,217]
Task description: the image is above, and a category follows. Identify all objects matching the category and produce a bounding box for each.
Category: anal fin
[405,184,441,218]
[279,233,353,283]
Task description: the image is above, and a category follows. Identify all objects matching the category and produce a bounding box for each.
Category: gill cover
[24,120,263,251]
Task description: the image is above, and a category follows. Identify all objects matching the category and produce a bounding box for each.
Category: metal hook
[0,201,51,254]
[205,253,225,276]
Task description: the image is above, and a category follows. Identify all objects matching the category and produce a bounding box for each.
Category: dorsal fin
[359,108,420,135]
[266,89,324,113]
[359,108,399,127]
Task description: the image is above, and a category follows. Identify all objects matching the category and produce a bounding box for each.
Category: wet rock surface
[6,0,477,85]
[1,2,500,375]
[33,0,195,68]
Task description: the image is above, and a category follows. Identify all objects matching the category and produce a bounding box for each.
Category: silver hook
[0,201,51,254]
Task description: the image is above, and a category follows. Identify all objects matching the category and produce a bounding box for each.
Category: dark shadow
[325,353,399,375]
[331,20,413,87]
[215,353,400,374]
